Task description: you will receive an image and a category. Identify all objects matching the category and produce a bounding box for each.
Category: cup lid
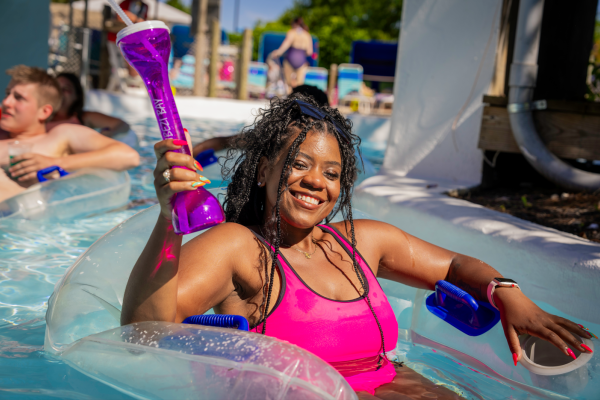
[117,20,170,44]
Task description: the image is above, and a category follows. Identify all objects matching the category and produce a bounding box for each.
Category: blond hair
[6,65,62,120]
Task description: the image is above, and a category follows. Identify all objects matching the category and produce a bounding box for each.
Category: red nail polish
[183,128,188,134]
[512,353,518,366]
[173,139,187,146]
[577,324,587,329]
[581,344,593,353]
[567,349,577,360]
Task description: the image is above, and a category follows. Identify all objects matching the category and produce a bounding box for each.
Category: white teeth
[295,194,319,205]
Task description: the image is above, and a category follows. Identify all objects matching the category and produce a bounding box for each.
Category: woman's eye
[293,162,306,169]
[325,171,340,180]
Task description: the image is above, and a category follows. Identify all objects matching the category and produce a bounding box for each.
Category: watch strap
[487,279,520,310]
[487,280,499,309]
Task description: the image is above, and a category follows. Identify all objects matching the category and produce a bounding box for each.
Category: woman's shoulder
[326,219,390,241]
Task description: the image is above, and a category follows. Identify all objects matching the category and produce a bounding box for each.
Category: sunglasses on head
[291,99,351,143]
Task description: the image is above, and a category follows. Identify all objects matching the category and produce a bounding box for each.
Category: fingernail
[194,160,203,171]
[590,331,598,339]
[581,344,593,353]
[192,181,206,188]
[512,353,518,366]
[567,348,577,360]
[173,139,187,146]
[577,324,587,330]
[197,176,211,183]
[183,128,188,134]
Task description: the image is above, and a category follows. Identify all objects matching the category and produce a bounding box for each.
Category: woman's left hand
[494,288,594,365]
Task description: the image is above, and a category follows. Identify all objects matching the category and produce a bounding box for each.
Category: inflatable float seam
[62,336,342,400]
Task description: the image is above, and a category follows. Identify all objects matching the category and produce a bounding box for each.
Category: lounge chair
[304,67,328,92]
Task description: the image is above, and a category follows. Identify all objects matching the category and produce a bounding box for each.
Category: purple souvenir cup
[117,21,225,234]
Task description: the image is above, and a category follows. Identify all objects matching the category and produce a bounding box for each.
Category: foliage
[228,32,243,46]
[586,20,600,102]
[251,0,402,67]
[166,0,191,14]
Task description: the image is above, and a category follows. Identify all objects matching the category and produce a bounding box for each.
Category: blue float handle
[182,314,249,331]
[435,280,479,324]
[37,166,69,182]
[194,149,218,168]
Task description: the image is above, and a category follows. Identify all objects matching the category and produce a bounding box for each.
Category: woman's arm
[121,139,242,324]
[306,33,313,57]
[192,135,234,156]
[83,111,131,137]
[354,219,593,363]
[121,217,249,324]
[271,30,295,58]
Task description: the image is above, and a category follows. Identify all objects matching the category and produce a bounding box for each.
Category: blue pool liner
[183,314,249,331]
[426,280,500,336]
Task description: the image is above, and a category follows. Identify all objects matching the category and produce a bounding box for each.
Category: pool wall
[355,173,600,325]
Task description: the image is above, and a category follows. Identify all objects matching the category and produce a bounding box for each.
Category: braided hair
[222,93,389,365]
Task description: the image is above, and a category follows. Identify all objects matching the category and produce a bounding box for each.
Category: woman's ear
[257,156,268,186]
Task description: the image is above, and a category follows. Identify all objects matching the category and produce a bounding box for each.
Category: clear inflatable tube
[45,196,357,399]
[0,168,130,222]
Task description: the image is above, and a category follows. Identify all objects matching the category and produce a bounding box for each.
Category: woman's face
[57,77,76,113]
[262,130,343,230]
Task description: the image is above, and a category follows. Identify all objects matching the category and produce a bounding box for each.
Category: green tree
[252,0,402,67]
[166,0,191,14]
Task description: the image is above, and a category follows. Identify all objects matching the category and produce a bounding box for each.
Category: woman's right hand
[153,139,210,220]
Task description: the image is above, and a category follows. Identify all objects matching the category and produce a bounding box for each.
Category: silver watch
[487,278,520,309]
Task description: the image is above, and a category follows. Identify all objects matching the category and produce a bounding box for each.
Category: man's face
[1,83,43,133]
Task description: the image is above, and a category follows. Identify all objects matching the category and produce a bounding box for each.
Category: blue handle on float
[37,166,69,182]
[182,314,249,331]
[426,280,500,337]
[435,280,479,312]
[194,149,218,168]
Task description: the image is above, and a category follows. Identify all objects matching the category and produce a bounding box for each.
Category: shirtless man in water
[0,65,140,202]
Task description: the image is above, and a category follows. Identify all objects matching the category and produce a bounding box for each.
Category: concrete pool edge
[85,90,269,124]
[355,172,600,324]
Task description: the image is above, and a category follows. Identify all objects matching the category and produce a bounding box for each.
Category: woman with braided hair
[121,94,594,399]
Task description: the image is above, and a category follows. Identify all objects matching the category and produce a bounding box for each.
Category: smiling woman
[120,94,594,399]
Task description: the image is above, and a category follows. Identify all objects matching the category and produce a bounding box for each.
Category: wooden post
[236,28,252,100]
[98,5,111,89]
[208,18,220,98]
[328,63,338,105]
[193,0,208,97]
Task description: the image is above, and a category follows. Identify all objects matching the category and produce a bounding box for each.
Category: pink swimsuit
[251,225,398,394]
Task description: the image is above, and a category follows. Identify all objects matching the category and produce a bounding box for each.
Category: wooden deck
[478,96,600,160]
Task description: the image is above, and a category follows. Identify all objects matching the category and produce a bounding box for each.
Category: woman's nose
[302,169,326,189]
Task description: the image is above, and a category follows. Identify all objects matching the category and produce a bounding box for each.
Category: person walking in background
[46,73,130,137]
[270,17,313,92]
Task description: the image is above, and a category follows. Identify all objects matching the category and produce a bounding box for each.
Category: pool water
[0,116,389,399]
[1,116,597,399]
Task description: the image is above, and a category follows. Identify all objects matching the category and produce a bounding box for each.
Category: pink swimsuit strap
[249,224,399,394]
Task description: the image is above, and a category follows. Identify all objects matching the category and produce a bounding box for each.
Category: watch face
[495,278,517,285]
